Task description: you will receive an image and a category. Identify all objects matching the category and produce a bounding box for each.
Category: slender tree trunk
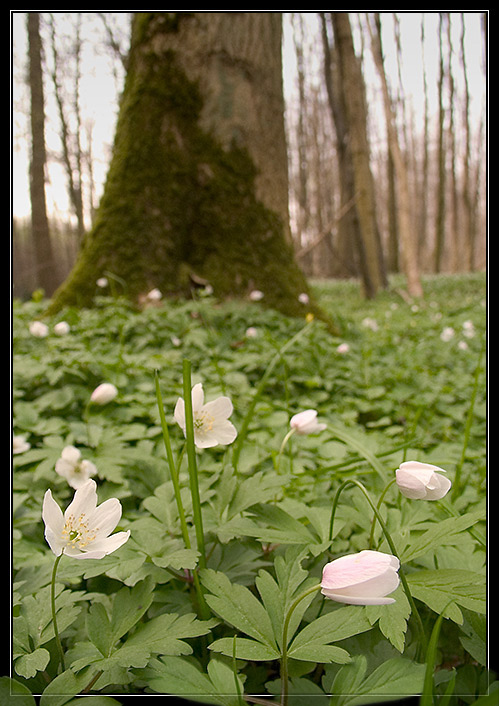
[460,13,473,271]
[331,12,387,298]
[319,13,361,279]
[368,13,423,297]
[434,13,447,273]
[48,13,334,329]
[27,12,56,296]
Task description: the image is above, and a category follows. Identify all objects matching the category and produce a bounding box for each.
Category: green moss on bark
[47,13,336,331]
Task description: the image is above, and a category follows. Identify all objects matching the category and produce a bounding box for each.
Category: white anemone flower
[55,445,97,489]
[29,321,49,337]
[249,289,264,301]
[290,409,326,435]
[395,460,451,500]
[174,382,237,448]
[54,321,70,336]
[13,434,31,454]
[90,383,118,405]
[321,550,400,605]
[42,479,130,559]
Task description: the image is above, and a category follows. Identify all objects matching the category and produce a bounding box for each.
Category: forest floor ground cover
[10,272,490,705]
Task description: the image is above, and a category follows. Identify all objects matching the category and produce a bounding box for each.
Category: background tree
[27,12,56,296]
[47,12,332,327]
[330,12,387,298]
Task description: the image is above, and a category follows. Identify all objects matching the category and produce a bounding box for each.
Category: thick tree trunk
[27,12,57,296]
[48,12,332,326]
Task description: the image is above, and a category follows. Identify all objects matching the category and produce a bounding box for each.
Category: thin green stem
[281,583,322,706]
[154,371,191,549]
[232,322,312,471]
[328,479,428,658]
[276,428,295,474]
[51,553,65,673]
[452,338,485,499]
[368,479,396,549]
[182,359,206,569]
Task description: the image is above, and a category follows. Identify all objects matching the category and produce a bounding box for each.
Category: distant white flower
[462,321,475,338]
[336,342,350,354]
[54,321,70,336]
[90,383,118,405]
[55,445,97,489]
[29,321,49,337]
[361,317,378,332]
[96,277,108,288]
[204,284,214,295]
[42,479,130,559]
[146,288,162,301]
[395,460,451,500]
[13,434,30,454]
[171,335,182,347]
[290,409,326,435]
[249,289,264,301]
[245,327,258,338]
[298,292,310,305]
[440,327,455,342]
[458,340,469,351]
[174,382,237,448]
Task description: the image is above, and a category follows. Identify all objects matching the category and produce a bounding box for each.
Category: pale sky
[12,12,486,222]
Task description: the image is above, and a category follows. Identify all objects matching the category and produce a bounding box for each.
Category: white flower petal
[88,498,122,540]
[203,396,233,421]
[64,479,98,522]
[191,383,205,411]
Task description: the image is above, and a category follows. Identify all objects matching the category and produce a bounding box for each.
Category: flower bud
[395,460,451,500]
[290,409,326,435]
[90,382,118,405]
[321,550,400,605]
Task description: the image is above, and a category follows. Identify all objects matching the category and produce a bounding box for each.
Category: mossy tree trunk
[48,12,333,326]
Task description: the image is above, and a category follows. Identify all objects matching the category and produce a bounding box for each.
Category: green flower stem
[281,583,322,706]
[154,371,191,549]
[328,479,428,658]
[452,338,485,499]
[155,370,210,620]
[368,478,396,549]
[83,400,94,448]
[232,322,312,471]
[50,553,65,673]
[276,428,295,474]
[182,359,206,570]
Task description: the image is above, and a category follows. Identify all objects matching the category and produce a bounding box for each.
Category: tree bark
[330,13,387,298]
[27,12,56,296]
[48,12,332,326]
[368,13,423,297]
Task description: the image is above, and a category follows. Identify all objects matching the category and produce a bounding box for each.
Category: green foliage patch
[10,274,490,704]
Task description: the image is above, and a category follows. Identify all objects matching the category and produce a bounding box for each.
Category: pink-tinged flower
[336,342,350,354]
[42,479,130,559]
[321,550,400,605]
[146,288,162,301]
[174,382,237,448]
[55,445,97,489]
[90,383,118,405]
[29,321,49,337]
[96,277,108,288]
[395,460,451,500]
[249,289,264,301]
[54,321,70,336]
[290,409,326,435]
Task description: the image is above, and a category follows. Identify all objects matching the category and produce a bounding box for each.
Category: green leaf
[288,605,372,663]
[125,611,216,656]
[407,569,486,624]
[201,569,277,649]
[209,636,280,661]
[365,585,411,652]
[290,643,351,664]
[14,647,50,679]
[87,602,112,657]
[398,508,485,563]
[328,655,426,706]
[138,655,243,705]
[0,676,37,706]
[109,576,154,643]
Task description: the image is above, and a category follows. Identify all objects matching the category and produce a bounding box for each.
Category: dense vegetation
[9,274,490,705]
